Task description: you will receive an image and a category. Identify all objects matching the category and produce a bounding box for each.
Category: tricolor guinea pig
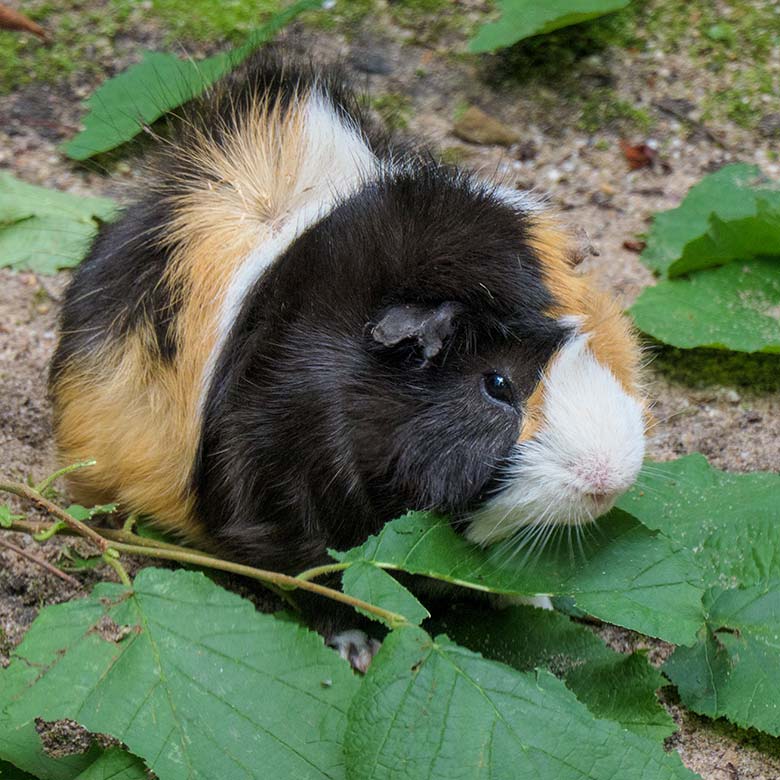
[50,54,646,648]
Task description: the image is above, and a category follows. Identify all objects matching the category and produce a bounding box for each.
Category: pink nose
[577,460,615,495]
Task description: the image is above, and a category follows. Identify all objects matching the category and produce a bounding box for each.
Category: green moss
[304,0,374,32]
[439,145,468,165]
[388,0,475,44]
[629,0,778,129]
[0,0,133,94]
[650,345,780,392]
[483,0,776,132]
[149,0,283,43]
[372,92,413,131]
[578,88,653,134]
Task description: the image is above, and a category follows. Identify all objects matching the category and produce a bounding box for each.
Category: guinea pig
[50,53,646,659]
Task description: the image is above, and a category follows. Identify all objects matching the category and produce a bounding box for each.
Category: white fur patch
[200,93,377,405]
[466,334,645,547]
[492,185,548,214]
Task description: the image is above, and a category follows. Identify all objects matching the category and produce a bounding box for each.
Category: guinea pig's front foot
[327,629,382,674]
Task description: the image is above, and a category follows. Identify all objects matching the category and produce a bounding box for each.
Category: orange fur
[52,92,315,540]
[519,216,644,442]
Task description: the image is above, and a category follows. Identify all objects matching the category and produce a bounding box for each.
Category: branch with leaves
[0,463,408,629]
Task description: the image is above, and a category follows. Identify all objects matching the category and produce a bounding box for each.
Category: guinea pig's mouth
[462,438,643,550]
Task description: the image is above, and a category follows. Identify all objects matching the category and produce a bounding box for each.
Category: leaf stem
[34,459,97,495]
[102,550,132,587]
[295,562,350,581]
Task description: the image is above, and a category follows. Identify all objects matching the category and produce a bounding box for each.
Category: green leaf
[57,547,105,572]
[73,748,147,780]
[469,0,631,53]
[64,504,117,521]
[640,164,777,277]
[0,505,23,528]
[341,562,430,627]
[0,173,116,273]
[63,1,319,160]
[344,626,698,779]
[333,509,704,646]
[664,582,780,737]
[0,568,359,780]
[617,454,780,589]
[630,258,780,353]
[434,605,676,741]
[620,457,780,735]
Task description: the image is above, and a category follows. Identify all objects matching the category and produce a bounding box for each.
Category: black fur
[197,163,567,573]
[49,198,180,379]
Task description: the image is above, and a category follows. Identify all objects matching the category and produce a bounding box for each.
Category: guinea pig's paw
[327,629,382,674]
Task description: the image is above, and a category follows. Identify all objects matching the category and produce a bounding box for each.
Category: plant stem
[102,540,408,628]
[295,561,351,581]
[0,536,81,588]
[102,551,132,587]
[34,459,96,495]
[0,479,109,552]
[2,517,407,628]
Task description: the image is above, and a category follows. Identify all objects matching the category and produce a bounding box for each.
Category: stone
[452,106,520,147]
[758,112,780,138]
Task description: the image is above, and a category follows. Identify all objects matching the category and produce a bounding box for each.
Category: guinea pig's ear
[370,301,463,363]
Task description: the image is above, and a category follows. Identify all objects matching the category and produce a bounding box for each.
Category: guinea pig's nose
[576,459,615,494]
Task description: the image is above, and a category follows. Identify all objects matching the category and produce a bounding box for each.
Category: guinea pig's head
[327,166,647,549]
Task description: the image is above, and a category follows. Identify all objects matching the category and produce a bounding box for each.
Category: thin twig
[1,516,407,628]
[0,537,80,588]
[0,479,109,552]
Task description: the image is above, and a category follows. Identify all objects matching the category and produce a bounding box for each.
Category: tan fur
[519,217,644,442]
[52,92,315,541]
[518,382,545,442]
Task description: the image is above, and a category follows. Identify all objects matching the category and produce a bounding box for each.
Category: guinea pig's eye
[482,372,515,407]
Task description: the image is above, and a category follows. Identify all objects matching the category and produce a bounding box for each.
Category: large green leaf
[63,1,319,160]
[619,456,780,735]
[630,258,780,353]
[433,604,675,740]
[344,625,697,779]
[0,173,116,272]
[333,509,704,645]
[469,0,631,53]
[664,582,780,737]
[617,454,780,589]
[640,164,780,278]
[0,568,358,780]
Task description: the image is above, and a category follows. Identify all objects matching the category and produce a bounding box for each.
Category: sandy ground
[1,4,780,778]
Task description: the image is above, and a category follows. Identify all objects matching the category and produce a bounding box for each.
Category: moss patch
[578,87,653,133]
[372,92,413,131]
[0,0,134,94]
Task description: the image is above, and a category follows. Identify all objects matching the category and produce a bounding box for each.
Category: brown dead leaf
[620,140,657,170]
[623,239,647,253]
[0,3,49,42]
